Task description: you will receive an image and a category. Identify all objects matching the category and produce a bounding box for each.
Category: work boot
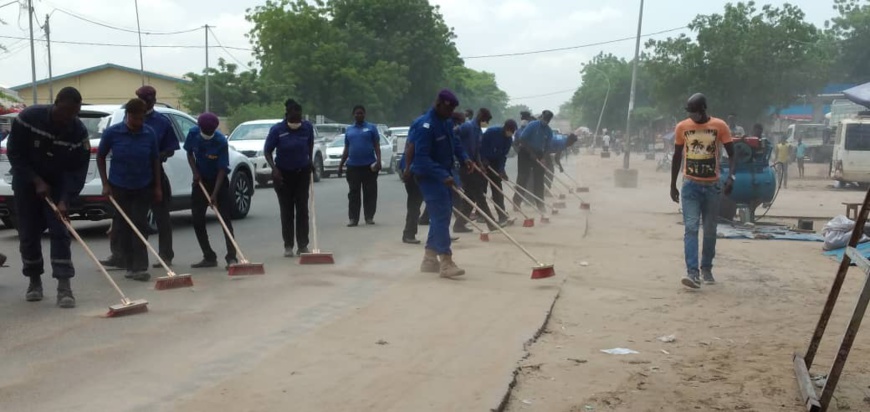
[438,254,466,279]
[225,259,239,270]
[420,249,439,273]
[297,247,310,255]
[125,271,150,282]
[99,256,121,268]
[56,278,75,309]
[191,259,218,269]
[25,276,43,302]
[453,224,473,233]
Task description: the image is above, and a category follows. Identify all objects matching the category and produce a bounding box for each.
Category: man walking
[456,108,497,232]
[400,122,423,244]
[796,136,806,179]
[670,93,735,289]
[411,90,472,279]
[513,110,554,211]
[774,135,791,189]
[339,105,381,226]
[8,87,90,308]
[480,119,517,224]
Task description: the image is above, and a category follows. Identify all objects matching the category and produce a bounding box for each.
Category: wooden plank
[793,353,822,412]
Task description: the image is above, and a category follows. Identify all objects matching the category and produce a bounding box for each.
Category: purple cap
[197,112,220,132]
[135,85,157,100]
[437,89,459,107]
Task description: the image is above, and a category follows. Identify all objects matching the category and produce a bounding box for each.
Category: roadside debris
[600,348,639,355]
[657,334,676,343]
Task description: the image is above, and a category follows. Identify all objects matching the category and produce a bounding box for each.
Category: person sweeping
[480,119,517,225]
[97,98,161,282]
[185,113,238,269]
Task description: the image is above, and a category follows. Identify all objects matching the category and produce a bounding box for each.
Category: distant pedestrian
[185,113,238,269]
[602,132,611,151]
[670,93,736,289]
[8,87,90,308]
[796,136,806,179]
[774,135,791,189]
[338,105,381,226]
[97,98,161,283]
[264,99,314,257]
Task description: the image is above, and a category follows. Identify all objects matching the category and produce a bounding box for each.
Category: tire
[230,168,253,220]
[313,155,324,183]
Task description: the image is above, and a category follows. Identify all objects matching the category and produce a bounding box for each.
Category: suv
[227,119,327,186]
[0,105,257,229]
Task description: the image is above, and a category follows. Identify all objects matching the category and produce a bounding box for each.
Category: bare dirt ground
[505,154,870,412]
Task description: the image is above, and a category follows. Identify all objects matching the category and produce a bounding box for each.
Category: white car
[389,126,410,172]
[322,133,395,178]
[227,119,327,186]
[0,105,256,229]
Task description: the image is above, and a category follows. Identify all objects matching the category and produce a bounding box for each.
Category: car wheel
[313,155,324,183]
[231,168,253,219]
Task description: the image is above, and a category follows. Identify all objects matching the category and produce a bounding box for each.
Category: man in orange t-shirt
[670,93,737,289]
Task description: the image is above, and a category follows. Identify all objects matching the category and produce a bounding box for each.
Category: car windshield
[78,112,112,140]
[230,124,272,141]
[328,137,345,148]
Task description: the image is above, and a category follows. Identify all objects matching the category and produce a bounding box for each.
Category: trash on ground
[657,334,676,343]
[601,348,639,355]
[376,339,389,345]
[580,261,589,267]
[567,358,588,364]
[661,349,670,355]
[521,399,532,405]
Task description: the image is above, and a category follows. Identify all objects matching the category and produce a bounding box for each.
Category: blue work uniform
[518,120,553,156]
[480,126,512,173]
[263,120,315,251]
[184,127,237,263]
[458,120,482,161]
[344,121,381,223]
[145,108,181,263]
[98,123,159,190]
[264,120,315,172]
[410,109,469,255]
[8,105,90,279]
[344,121,380,167]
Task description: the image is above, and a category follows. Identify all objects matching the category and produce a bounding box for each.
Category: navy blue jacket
[184,126,230,180]
[98,123,159,190]
[145,110,181,156]
[518,120,553,154]
[480,126,512,173]
[8,105,90,203]
[457,120,482,161]
[410,109,468,182]
[264,120,315,171]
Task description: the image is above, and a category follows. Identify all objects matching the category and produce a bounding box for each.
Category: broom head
[299,251,335,265]
[530,264,556,280]
[479,232,490,242]
[577,187,590,193]
[580,202,591,210]
[540,216,550,224]
[553,201,567,209]
[228,262,266,276]
[107,299,149,317]
[522,218,535,228]
[154,273,193,290]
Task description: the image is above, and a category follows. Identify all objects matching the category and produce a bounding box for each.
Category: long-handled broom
[486,166,548,223]
[452,188,555,280]
[299,173,334,264]
[542,175,568,209]
[197,182,265,276]
[501,178,552,224]
[474,164,532,227]
[561,168,590,193]
[535,158,591,209]
[46,198,148,317]
[108,196,192,290]
[453,206,491,242]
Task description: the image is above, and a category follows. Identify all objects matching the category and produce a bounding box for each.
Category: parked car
[314,123,348,143]
[228,119,327,186]
[389,126,411,173]
[0,105,257,229]
[322,133,396,177]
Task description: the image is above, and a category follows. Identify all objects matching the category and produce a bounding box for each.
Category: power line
[208,27,249,68]
[0,34,253,50]
[511,88,576,100]
[462,26,687,59]
[46,3,201,36]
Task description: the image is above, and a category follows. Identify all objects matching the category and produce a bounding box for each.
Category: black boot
[26,276,43,302]
[56,278,75,309]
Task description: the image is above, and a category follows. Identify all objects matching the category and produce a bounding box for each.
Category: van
[831,115,870,184]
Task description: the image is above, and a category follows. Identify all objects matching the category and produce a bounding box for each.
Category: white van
[831,114,870,184]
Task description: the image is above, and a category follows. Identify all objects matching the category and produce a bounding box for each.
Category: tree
[179,58,266,116]
[829,0,870,83]
[445,66,509,122]
[645,1,832,123]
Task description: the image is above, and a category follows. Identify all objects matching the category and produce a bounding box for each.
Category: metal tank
[719,137,778,221]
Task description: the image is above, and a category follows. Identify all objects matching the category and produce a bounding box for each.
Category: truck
[830,99,870,184]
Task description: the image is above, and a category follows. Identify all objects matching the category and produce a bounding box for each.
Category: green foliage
[179,58,269,116]
[445,66,509,122]
[829,0,870,82]
[644,1,832,122]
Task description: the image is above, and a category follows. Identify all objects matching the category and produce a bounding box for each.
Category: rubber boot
[56,278,76,309]
[420,249,439,273]
[25,276,43,302]
[438,254,466,278]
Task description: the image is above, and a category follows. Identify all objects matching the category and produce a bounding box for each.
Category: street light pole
[586,66,611,150]
[623,0,644,170]
[27,0,37,104]
[134,0,145,86]
[45,13,53,102]
[204,25,210,113]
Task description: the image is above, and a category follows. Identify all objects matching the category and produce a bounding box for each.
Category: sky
[0,0,838,114]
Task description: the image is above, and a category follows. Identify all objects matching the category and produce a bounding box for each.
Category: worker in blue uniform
[480,119,518,223]
[400,123,423,244]
[185,113,238,269]
[513,110,554,211]
[338,105,382,226]
[456,108,498,232]
[544,133,579,189]
[264,99,315,257]
[98,98,161,282]
[8,87,90,308]
[410,90,473,279]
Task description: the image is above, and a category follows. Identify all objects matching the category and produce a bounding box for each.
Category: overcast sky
[0,0,836,115]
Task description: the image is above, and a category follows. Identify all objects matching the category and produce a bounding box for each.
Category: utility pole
[45,13,53,102]
[204,25,210,113]
[27,0,37,104]
[623,0,645,170]
[134,0,145,86]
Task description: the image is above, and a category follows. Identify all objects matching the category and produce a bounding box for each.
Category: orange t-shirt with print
[674,117,732,183]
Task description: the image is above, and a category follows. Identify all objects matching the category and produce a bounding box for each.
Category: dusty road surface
[505,155,870,412]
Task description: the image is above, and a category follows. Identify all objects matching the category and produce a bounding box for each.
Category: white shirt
[603,135,611,146]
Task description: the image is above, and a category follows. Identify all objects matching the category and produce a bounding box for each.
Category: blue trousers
[418,176,453,255]
[681,180,721,275]
[13,182,74,279]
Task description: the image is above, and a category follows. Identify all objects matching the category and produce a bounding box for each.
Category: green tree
[445,66,509,122]
[645,1,832,123]
[829,0,870,83]
[179,58,265,116]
